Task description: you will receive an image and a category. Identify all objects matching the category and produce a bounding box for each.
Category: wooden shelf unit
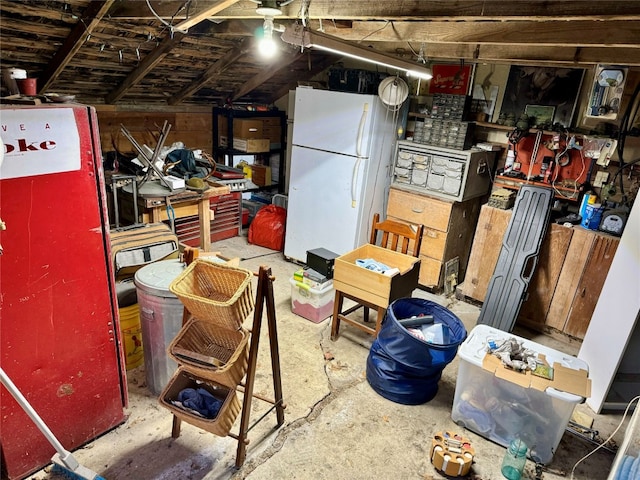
[168,260,285,468]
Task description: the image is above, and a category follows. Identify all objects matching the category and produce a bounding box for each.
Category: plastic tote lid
[459,324,589,402]
[134,259,185,298]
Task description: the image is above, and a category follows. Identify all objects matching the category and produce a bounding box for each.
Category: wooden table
[117,183,231,251]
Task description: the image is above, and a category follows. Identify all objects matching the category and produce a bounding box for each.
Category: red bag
[248,205,287,251]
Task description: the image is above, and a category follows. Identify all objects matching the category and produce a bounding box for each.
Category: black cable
[240,252,281,261]
[612,157,640,184]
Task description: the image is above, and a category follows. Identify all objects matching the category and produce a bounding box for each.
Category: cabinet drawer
[387,216,446,260]
[418,256,443,288]
[387,187,453,232]
[420,227,447,260]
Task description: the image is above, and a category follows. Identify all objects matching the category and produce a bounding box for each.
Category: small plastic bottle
[501,439,528,480]
[505,149,515,171]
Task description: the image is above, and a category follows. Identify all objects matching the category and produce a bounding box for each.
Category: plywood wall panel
[545,228,594,331]
[458,205,511,302]
[518,225,573,329]
[564,234,619,338]
[96,110,213,155]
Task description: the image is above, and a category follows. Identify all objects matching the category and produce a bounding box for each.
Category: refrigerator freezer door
[284,146,373,263]
[292,88,376,157]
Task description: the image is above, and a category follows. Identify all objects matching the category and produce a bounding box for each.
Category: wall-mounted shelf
[474,121,587,139]
[494,174,582,201]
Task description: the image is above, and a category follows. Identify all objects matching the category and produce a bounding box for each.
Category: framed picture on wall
[524,105,555,129]
[500,66,585,128]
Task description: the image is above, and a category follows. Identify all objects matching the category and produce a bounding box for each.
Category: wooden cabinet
[458,204,620,339]
[386,186,481,290]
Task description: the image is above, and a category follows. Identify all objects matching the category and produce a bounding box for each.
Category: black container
[306,248,339,279]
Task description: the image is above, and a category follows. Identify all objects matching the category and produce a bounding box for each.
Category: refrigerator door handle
[351,103,369,207]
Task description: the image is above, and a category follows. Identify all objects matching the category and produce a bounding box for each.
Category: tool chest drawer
[392,140,495,202]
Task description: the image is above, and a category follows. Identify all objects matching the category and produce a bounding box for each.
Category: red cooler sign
[0,107,81,180]
[429,64,472,95]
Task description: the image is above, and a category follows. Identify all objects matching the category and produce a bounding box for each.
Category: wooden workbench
[117,183,231,251]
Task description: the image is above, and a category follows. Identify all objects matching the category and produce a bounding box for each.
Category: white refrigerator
[284,87,397,263]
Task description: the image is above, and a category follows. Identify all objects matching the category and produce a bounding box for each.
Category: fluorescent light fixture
[281,25,432,80]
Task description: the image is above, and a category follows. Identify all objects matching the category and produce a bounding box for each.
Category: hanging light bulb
[256,2,283,58]
[258,15,278,57]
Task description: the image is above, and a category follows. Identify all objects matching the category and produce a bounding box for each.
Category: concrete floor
[25,234,625,480]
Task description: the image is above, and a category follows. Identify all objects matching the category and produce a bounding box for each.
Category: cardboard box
[217,114,228,134]
[262,125,282,142]
[233,138,270,153]
[233,119,263,138]
[451,324,591,464]
[261,117,282,127]
[333,244,420,309]
[250,164,272,186]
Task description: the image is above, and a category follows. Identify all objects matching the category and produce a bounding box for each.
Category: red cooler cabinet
[0,104,127,479]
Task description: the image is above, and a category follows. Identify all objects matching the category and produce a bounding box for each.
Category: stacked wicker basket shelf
[158,256,285,466]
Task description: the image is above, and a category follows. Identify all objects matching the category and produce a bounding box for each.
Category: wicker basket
[168,318,249,387]
[159,368,241,437]
[169,259,254,329]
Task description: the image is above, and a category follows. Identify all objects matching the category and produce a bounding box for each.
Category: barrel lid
[134,259,185,298]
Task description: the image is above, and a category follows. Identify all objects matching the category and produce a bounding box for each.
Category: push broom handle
[0,367,80,470]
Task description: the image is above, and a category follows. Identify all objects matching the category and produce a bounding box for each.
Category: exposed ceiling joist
[169,37,253,105]
[105,32,186,104]
[319,20,640,49]
[231,50,304,101]
[110,0,640,21]
[174,0,242,31]
[39,0,116,92]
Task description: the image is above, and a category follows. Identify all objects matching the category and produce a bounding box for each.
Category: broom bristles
[51,453,105,480]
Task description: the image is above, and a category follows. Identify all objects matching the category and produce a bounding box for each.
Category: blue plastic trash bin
[366,298,467,405]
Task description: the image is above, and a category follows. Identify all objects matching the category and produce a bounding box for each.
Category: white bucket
[9,68,27,80]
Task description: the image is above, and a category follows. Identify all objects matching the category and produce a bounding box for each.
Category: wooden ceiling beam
[110,1,640,21]
[268,54,338,103]
[174,0,242,31]
[374,43,640,67]
[104,32,186,104]
[231,51,304,101]
[474,45,640,67]
[318,20,640,48]
[39,0,116,93]
[168,37,253,105]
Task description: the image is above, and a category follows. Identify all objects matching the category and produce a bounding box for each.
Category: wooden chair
[330,213,423,340]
